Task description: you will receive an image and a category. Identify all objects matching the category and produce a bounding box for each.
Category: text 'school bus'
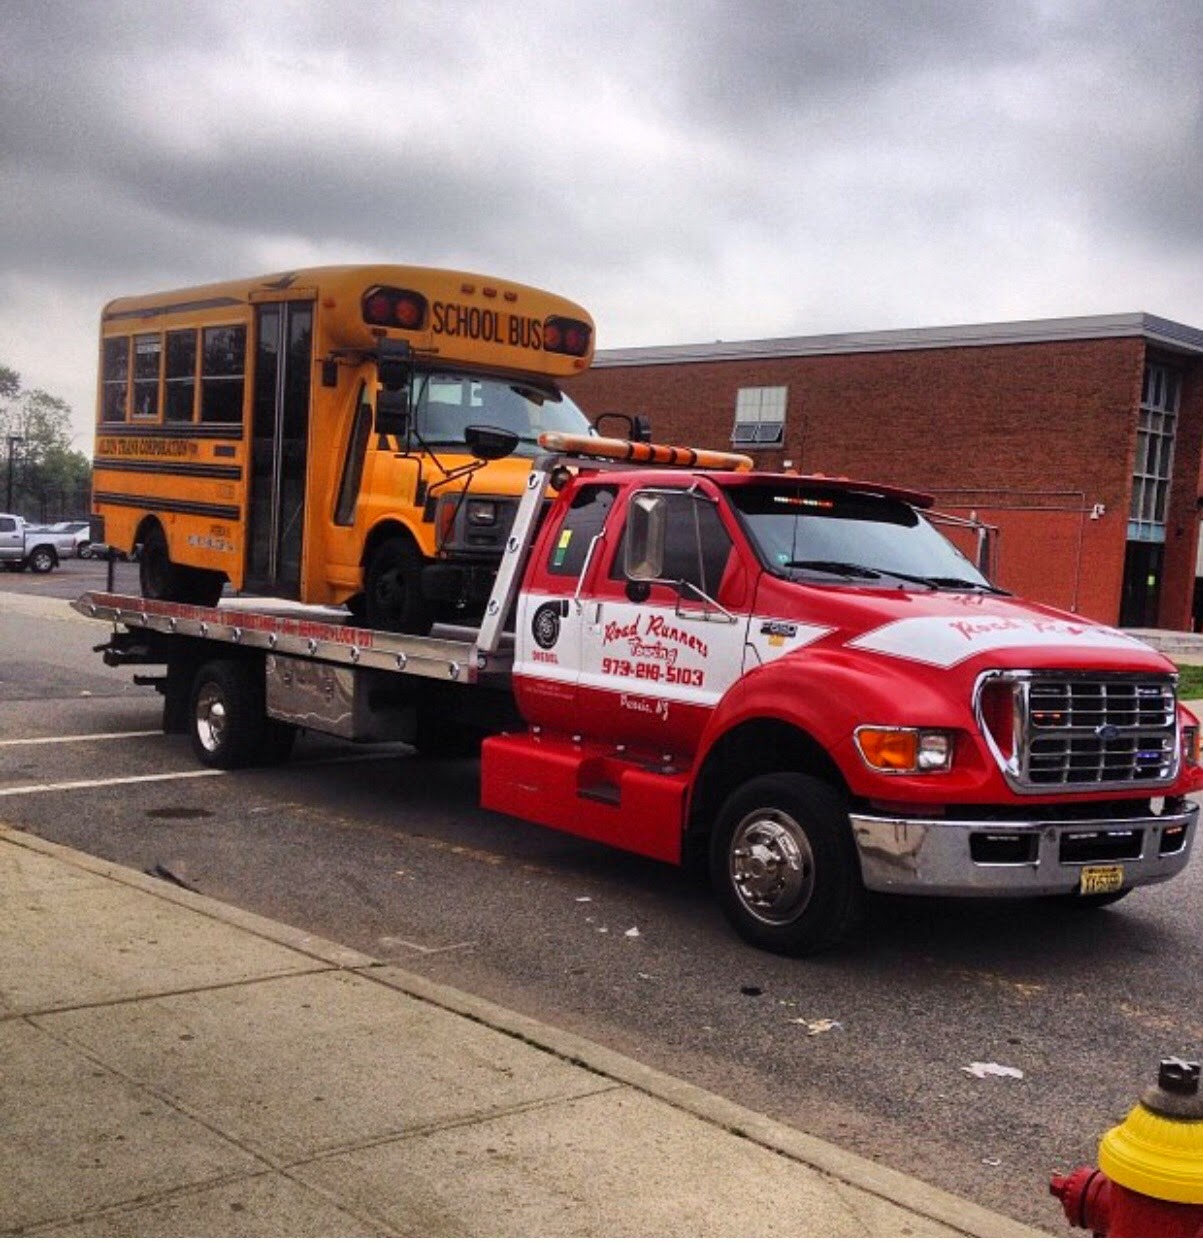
[92,264,595,631]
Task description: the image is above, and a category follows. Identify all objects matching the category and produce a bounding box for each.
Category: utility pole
[5,435,24,513]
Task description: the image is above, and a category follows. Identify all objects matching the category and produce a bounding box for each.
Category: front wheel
[710,773,864,956]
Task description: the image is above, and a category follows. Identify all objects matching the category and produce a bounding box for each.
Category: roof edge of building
[594,312,1203,368]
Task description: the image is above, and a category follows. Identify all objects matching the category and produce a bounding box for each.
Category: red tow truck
[77,432,1203,954]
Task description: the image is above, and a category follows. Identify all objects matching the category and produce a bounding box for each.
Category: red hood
[752,576,1173,677]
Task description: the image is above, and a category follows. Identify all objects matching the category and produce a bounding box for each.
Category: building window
[732,386,787,446]
[1128,363,1180,542]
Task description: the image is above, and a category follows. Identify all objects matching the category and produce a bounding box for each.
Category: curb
[2,825,1040,1239]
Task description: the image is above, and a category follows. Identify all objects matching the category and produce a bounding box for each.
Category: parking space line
[0,749,413,797]
[0,770,227,797]
[0,730,162,747]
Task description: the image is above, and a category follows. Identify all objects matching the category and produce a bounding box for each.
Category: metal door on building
[1120,541,1163,628]
[246,301,313,597]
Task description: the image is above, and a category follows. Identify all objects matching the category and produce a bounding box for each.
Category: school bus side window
[546,485,617,577]
[102,337,130,422]
[132,334,162,420]
[334,383,372,527]
[164,329,198,422]
[200,325,246,423]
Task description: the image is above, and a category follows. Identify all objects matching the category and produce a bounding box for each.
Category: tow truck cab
[482,460,1202,952]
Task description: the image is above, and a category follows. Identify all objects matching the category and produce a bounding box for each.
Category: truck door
[0,515,22,563]
[246,300,314,597]
[576,485,749,753]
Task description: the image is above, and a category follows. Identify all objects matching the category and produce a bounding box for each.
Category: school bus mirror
[376,337,412,389]
[375,385,410,437]
[464,425,521,462]
[624,492,667,581]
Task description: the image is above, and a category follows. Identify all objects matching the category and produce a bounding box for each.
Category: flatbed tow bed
[74,591,513,685]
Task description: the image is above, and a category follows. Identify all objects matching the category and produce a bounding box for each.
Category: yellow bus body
[93,265,594,616]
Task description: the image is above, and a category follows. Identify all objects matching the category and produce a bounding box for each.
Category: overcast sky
[2,0,1202,450]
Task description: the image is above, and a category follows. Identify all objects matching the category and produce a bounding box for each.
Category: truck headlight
[855,726,955,774]
[466,500,498,526]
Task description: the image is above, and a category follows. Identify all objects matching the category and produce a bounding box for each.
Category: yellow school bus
[93,265,595,630]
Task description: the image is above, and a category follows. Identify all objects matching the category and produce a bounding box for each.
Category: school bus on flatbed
[92,264,595,631]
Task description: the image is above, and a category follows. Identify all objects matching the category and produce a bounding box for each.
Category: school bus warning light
[543,315,591,358]
[362,286,429,331]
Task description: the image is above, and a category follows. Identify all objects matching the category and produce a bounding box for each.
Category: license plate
[1080,864,1125,895]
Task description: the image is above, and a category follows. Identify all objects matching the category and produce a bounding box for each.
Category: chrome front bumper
[850,801,1198,896]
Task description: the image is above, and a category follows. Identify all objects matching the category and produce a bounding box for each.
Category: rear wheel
[365,535,433,634]
[140,524,223,606]
[710,773,864,955]
[188,658,296,769]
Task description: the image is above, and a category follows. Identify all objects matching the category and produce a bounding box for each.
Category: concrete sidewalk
[0,827,1037,1238]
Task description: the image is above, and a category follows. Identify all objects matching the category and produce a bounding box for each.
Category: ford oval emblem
[1096,724,1121,742]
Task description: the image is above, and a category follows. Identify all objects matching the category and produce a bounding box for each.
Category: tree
[1,367,91,519]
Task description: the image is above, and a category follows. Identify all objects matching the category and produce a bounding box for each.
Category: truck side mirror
[624,492,667,580]
[593,411,653,443]
[375,339,412,437]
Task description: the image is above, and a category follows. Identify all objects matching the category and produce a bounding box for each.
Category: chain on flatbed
[72,592,510,683]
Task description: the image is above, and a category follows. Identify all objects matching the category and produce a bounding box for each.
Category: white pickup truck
[0,513,61,573]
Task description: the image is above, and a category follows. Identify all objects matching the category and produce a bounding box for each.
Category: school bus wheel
[138,521,223,608]
[364,534,433,635]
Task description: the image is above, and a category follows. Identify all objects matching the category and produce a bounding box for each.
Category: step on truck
[76,431,1203,954]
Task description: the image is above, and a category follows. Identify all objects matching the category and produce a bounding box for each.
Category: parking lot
[3,558,1203,1233]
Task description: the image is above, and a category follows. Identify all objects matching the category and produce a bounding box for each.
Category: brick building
[565,314,1203,630]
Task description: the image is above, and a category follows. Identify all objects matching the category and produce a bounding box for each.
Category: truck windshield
[726,483,996,591]
[412,370,593,456]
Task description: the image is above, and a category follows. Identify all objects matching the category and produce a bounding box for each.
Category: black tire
[188,658,294,769]
[710,773,864,955]
[140,524,223,606]
[365,535,433,634]
[27,546,56,573]
[78,542,94,559]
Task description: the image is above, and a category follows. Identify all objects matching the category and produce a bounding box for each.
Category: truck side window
[610,491,733,598]
[546,485,617,577]
[0,517,14,533]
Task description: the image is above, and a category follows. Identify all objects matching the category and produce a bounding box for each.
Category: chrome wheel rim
[195,684,227,754]
[729,808,815,925]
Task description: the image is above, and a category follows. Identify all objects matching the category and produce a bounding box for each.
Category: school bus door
[247,300,313,597]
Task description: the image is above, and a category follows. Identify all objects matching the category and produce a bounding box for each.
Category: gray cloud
[2,0,1202,446]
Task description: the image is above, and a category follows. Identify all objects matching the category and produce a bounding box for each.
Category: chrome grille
[980,672,1179,792]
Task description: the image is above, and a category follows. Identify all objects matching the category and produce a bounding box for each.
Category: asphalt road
[4,559,1201,1235]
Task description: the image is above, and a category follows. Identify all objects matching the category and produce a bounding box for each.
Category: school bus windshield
[412,370,592,454]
